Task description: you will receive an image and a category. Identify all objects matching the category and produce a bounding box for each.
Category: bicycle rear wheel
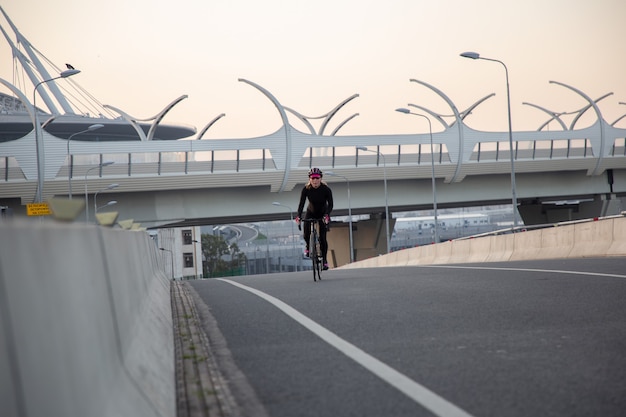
[316,254,323,281]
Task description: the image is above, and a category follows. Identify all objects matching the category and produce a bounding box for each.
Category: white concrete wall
[0,220,174,417]
[340,216,626,269]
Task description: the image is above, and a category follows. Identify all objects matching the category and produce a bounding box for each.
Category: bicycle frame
[300,218,324,282]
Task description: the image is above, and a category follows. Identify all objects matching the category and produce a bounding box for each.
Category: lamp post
[192,239,204,278]
[94,183,119,217]
[460,51,519,228]
[264,223,270,273]
[395,108,439,243]
[84,161,114,223]
[67,124,104,199]
[326,171,355,262]
[32,68,81,202]
[272,202,298,271]
[159,248,174,280]
[357,146,390,253]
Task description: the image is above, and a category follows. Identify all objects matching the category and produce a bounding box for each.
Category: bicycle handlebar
[297,218,328,231]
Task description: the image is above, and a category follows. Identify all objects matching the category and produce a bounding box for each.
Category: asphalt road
[188,258,626,417]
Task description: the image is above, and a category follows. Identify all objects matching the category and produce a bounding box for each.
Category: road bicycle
[299,218,325,282]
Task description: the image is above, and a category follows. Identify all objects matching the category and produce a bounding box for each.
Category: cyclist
[295,168,333,270]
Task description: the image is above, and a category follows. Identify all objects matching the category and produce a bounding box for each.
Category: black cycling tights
[303,220,328,262]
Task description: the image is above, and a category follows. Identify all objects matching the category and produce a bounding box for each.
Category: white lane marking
[217,278,475,417]
[418,265,626,279]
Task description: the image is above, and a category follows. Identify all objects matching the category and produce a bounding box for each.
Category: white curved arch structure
[197,113,226,140]
[146,95,189,141]
[284,93,360,136]
[238,78,292,193]
[521,102,569,131]
[102,104,148,141]
[319,94,360,136]
[612,103,626,127]
[330,113,360,136]
[408,93,495,130]
[1,78,625,205]
[104,95,189,141]
[410,79,465,182]
[549,81,607,176]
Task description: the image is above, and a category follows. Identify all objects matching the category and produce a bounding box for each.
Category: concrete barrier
[537,225,575,260]
[432,240,453,264]
[340,216,626,269]
[484,234,515,263]
[406,243,436,265]
[0,220,174,417]
[609,216,626,255]
[568,218,614,258]
[466,236,493,263]
[509,228,544,261]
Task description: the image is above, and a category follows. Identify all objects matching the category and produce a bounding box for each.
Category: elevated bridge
[1,79,625,230]
[1,118,624,227]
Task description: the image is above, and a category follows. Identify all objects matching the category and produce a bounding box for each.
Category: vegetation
[199,233,246,277]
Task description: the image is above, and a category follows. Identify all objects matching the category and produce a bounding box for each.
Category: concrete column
[328,215,396,267]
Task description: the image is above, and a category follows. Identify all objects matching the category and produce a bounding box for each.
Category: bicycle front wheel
[309,231,320,282]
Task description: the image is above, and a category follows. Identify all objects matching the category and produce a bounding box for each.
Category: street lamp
[395,108,439,243]
[84,161,114,223]
[94,183,119,217]
[159,247,174,280]
[96,200,117,213]
[272,202,298,271]
[32,68,81,202]
[67,124,104,199]
[460,51,519,228]
[326,171,355,262]
[357,146,390,253]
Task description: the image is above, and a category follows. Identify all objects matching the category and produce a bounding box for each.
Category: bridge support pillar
[518,194,622,225]
[328,214,396,267]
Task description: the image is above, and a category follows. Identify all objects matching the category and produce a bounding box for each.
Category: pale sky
[2,0,625,138]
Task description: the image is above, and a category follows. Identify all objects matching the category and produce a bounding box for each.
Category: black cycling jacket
[297,183,333,219]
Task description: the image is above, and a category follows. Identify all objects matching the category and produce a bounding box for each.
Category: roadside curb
[171,281,238,417]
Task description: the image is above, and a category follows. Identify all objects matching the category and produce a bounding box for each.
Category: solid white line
[217,278,475,417]
[418,265,626,279]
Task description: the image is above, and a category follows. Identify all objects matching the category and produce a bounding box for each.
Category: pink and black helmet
[308,167,323,178]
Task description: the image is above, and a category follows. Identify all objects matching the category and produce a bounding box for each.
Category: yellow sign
[26,202,51,216]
